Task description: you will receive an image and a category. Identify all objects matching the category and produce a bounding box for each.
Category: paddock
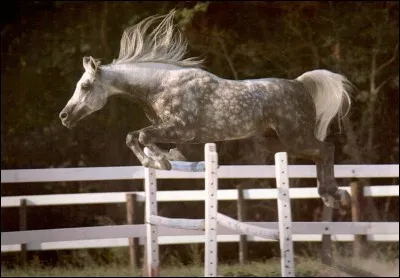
[1,149,399,276]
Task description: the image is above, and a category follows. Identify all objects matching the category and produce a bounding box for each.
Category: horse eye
[81,83,91,90]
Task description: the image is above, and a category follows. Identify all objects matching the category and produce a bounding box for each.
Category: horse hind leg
[312,141,351,209]
[272,123,351,209]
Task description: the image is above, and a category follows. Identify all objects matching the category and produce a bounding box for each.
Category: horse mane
[112,10,204,68]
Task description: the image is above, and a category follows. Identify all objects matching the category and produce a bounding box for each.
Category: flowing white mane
[112,10,204,67]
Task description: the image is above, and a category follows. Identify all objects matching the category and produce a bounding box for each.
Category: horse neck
[99,62,177,101]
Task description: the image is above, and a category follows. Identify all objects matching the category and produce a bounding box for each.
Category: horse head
[59,56,107,128]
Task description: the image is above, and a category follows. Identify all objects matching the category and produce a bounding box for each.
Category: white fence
[1,164,399,253]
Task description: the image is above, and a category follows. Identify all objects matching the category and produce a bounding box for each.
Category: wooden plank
[19,199,27,267]
[288,222,399,235]
[351,181,365,258]
[204,143,218,277]
[2,222,398,246]
[2,185,398,208]
[1,192,131,207]
[145,185,398,200]
[149,215,205,230]
[2,233,397,253]
[1,224,146,245]
[126,193,140,271]
[1,238,130,252]
[275,152,295,277]
[321,204,333,266]
[169,161,205,172]
[217,213,278,240]
[144,147,159,277]
[237,184,248,264]
[31,238,129,249]
[2,225,398,253]
[151,233,400,245]
[367,234,399,241]
[216,165,400,179]
[2,164,398,183]
[364,185,399,197]
[1,166,145,183]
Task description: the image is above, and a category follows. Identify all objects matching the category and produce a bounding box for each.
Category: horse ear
[90,56,101,68]
[82,56,100,74]
[83,56,91,71]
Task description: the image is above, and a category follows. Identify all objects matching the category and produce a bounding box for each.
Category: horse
[59,10,353,209]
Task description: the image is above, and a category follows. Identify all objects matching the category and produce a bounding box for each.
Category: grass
[2,256,398,277]
[0,257,352,277]
[0,259,311,277]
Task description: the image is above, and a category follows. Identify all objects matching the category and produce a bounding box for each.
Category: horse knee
[126,132,138,147]
[138,131,150,145]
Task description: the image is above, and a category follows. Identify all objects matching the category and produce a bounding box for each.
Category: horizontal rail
[149,215,205,230]
[2,225,145,245]
[1,164,398,183]
[1,222,398,252]
[1,238,130,252]
[2,222,397,245]
[141,234,399,245]
[169,161,206,172]
[2,234,398,252]
[217,213,279,240]
[2,185,398,207]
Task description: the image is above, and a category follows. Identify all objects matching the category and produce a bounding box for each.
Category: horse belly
[194,99,263,142]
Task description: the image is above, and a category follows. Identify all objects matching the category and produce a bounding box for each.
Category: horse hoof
[321,195,340,209]
[168,148,187,161]
[321,189,351,209]
[336,189,351,208]
[160,160,172,170]
[142,156,171,170]
[156,155,172,170]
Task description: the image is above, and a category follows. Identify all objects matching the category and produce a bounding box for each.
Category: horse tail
[296,69,352,141]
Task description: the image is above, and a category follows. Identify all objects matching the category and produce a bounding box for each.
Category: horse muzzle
[60,119,76,129]
[59,104,92,129]
[59,110,74,129]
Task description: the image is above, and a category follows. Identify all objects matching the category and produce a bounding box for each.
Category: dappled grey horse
[59,10,353,209]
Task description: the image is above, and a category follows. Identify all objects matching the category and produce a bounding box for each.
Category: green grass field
[2,256,398,277]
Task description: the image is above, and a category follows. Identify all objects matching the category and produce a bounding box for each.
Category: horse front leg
[125,128,171,170]
[145,145,188,162]
[126,124,190,170]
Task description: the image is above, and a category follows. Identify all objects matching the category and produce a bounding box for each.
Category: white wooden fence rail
[1,164,399,253]
[1,186,398,207]
[2,222,398,252]
[2,164,399,183]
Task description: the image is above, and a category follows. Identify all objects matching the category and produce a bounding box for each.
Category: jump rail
[143,144,294,277]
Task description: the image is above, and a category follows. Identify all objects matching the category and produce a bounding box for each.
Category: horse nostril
[59,112,68,120]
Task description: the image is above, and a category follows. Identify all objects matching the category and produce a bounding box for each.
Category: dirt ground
[318,267,354,277]
[318,256,399,277]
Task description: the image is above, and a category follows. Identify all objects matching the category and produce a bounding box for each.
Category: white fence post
[204,143,218,277]
[275,152,295,277]
[144,147,159,277]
